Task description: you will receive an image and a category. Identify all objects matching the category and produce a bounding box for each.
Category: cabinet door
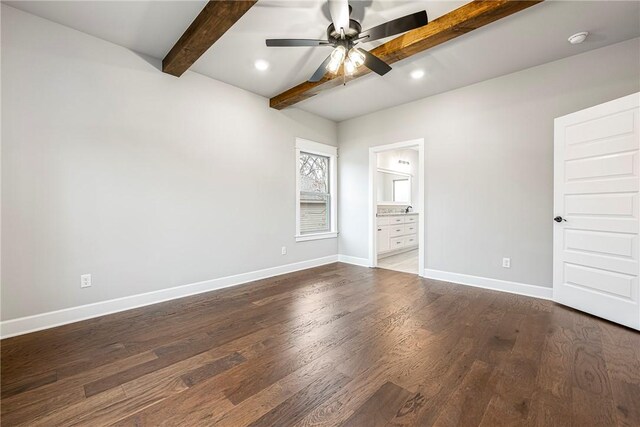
[377,226,390,253]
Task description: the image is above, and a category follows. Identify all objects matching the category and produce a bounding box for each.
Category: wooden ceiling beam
[270,0,543,110]
[163,0,257,77]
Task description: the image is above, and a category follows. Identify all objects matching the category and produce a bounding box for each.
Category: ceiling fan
[265,0,428,83]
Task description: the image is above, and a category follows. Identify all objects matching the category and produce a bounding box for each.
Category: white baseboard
[423,269,553,300]
[0,255,339,339]
[337,254,371,267]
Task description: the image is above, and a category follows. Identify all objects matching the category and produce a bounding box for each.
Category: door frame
[368,138,425,276]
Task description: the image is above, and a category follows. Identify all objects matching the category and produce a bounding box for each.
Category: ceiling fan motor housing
[327,19,362,43]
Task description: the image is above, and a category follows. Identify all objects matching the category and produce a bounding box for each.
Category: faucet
[405,205,412,214]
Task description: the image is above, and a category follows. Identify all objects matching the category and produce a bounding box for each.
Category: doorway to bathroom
[368,139,425,276]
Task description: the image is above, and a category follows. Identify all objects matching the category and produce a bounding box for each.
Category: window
[296,138,337,242]
[393,179,410,202]
[299,152,330,234]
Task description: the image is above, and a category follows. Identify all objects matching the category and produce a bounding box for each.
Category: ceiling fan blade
[358,48,392,76]
[328,0,350,34]
[266,39,331,47]
[309,55,333,82]
[359,10,428,43]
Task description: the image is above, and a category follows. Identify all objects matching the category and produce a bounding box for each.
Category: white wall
[0,5,338,321]
[338,38,640,288]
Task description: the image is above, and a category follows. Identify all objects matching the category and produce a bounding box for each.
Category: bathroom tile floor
[378,249,419,274]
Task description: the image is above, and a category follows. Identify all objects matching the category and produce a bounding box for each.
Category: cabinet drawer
[405,215,418,223]
[390,237,405,249]
[389,216,404,224]
[404,223,418,234]
[377,216,390,226]
[404,235,418,247]
[389,224,405,237]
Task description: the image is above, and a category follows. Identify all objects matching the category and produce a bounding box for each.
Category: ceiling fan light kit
[348,48,366,68]
[327,45,346,73]
[265,0,428,83]
[344,58,355,75]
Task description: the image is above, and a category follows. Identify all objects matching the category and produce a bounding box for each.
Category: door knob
[554,216,566,223]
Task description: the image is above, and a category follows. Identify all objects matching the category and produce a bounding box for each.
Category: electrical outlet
[80,274,92,288]
[502,258,511,268]
[281,246,287,255]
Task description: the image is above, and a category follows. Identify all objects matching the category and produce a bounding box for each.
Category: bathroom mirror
[377,169,412,204]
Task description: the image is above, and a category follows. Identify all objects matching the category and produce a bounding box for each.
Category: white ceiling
[5,1,640,121]
[3,0,209,59]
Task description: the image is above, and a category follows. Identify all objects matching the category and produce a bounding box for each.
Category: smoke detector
[568,32,589,44]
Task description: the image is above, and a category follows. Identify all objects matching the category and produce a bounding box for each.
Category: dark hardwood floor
[1,263,639,426]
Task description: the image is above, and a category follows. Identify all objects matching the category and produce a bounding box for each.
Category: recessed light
[410,69,425,79]
[254,59,269,71]
[568,32,589,44]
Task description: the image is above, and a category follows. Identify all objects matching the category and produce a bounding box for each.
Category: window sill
[295,232,338,242]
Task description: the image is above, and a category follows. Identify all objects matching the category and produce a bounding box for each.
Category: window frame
[295,138,338,242]
[392,178,410,203]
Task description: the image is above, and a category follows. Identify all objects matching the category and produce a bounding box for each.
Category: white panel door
[554,93,640,330]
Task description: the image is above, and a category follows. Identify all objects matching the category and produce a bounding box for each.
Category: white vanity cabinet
[376,214,418,257]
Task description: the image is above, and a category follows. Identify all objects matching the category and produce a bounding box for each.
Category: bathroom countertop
[376,212,419,217]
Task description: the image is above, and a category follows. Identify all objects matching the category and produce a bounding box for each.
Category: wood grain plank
[81,377,189,426]
[28,386,127,427]
[213,354,340,427]
[569,314,618,426]
[180,352,246,387]
[431,360,493,427]
[1,370,57,400]
[1,351,158,425]
[223,322,359,405]
[341,381,412,427]
[162,0,257,77]
[247,371,351,427]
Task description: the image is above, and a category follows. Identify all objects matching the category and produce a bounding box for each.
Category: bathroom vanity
[376,213,418,257]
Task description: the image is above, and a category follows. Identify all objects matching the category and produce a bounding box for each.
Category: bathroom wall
[376,148,419,214]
